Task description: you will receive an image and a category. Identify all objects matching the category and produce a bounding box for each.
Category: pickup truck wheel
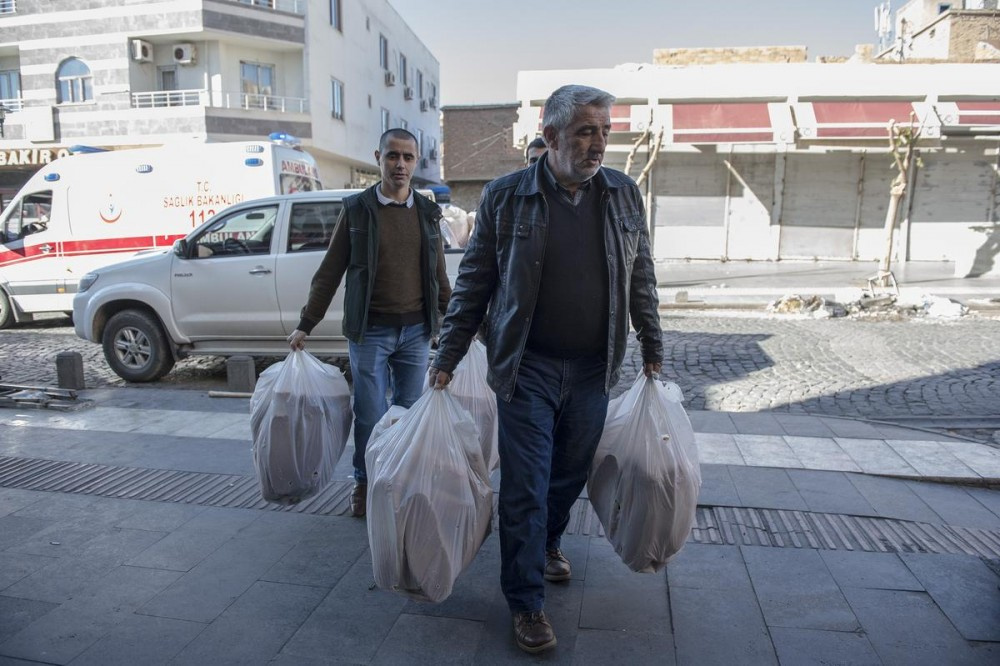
[102,310,175,382]
[0,290,13,329]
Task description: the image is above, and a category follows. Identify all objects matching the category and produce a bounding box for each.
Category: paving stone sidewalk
[0,387,998,664]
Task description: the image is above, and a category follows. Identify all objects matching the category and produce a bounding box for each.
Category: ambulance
[0,135,322,328]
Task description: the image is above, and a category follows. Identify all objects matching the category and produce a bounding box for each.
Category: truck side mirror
[173,238,188,257]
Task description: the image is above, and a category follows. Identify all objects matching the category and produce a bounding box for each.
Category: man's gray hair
[542,85,616,133]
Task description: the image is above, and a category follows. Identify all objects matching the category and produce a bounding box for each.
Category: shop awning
[528,104,648,133]
[611,104,635,132]
[671,103,774,143]
[795,101,931,140]
[935,101,1000,134]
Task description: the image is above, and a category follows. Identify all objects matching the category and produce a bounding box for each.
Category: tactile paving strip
[1,455,998,558]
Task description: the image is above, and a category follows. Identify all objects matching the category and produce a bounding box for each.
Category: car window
[287,201,343,252]
[191,204,278,258]
[1,192,52,243]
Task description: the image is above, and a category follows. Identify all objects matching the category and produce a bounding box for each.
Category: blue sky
[388,0,893,105]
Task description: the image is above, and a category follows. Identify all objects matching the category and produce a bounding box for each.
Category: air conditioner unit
[420,157,429,169]
[429,147,438,160]
[403,86,414,100]
[429,96,437,109]
[130,39,153,63]
[172,43,196,65]
[384,70,396,86]
[419,99,428,112]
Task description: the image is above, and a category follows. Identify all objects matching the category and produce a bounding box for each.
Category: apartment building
[0,0,441,202]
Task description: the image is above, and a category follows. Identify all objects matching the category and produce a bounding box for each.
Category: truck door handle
[39,244,53,254]
[249,267,272,275]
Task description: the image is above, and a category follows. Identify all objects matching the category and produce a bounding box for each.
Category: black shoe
[349,482,367,518]
[513,610,557,654]
[544,548,571,582]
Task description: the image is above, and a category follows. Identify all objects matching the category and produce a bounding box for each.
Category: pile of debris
[0,383,88,411]
[766,294,969,320]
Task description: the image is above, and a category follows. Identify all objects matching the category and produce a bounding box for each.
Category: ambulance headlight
[78,273,99,293]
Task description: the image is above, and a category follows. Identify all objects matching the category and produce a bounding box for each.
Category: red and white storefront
[514,64,1000,274]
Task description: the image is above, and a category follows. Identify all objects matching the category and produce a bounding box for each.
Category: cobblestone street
[2,311,1000,439]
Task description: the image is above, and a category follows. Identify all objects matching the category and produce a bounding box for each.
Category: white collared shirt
[376,184,414,208]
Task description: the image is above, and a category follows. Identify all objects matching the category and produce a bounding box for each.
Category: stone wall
[950,12,1000,60]
[653,46,808,65]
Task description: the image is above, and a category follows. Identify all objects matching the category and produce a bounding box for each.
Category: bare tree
[870,113,922,291]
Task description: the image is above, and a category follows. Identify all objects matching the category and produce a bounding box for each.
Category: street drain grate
[1,455,999,558]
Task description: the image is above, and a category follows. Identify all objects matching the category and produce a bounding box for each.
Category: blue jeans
[348,323,431,483]
[496,349,609,613]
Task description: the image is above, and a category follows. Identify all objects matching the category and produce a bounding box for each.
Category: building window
[379,34,388,69]
[331,78,344,120]
[937,3,952,13]
[416,128,423,156]
[330,0,342,30]
[240,61,274,108]
[0,0,15,15]
[399,118,407,130]
[0,70,21,103]
[416,70,424,99]
[398,53,407,85]
[56,58,94,104]
[428,81,437,106]
[381,107,390,133]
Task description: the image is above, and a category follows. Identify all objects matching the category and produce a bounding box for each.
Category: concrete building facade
[512,62,1000,275]
[0,0,441,201]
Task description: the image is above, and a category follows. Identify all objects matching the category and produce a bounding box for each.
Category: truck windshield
[1,192,52,244]
[280,174,323,194]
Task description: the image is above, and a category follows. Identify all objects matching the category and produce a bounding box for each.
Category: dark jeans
[496,349,609,613]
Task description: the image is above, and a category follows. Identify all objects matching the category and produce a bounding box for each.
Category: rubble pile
[766,293,970,320]
[766,294,847,318]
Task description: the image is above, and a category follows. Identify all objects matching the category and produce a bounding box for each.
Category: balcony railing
[0,98,23,112]
[229,0,305,15]
[0,0,16,16]
[131,89,308,113]
[131,90,204,108]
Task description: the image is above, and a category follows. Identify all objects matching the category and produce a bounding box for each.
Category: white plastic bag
[447,340,499,472]
[588,374,701,573]
[441,204,472,248]
[366,388,492,603]
[369,404,409,446]
[250,350,352,505]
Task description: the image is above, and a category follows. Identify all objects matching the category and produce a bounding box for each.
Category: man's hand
[287,329,307,351]
[428,367,452,390]
[643,362,662,378]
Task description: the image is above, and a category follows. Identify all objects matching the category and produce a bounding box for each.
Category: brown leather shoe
[544,548,571,582]
[513,610,557,653]
[349,482,367,518]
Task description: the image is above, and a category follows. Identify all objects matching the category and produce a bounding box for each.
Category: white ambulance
[0,136,322,328]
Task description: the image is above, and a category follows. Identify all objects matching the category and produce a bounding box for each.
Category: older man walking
[429,84,663,653]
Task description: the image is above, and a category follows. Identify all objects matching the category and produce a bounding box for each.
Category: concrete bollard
[226,355,257,393]
[56,351,86,390]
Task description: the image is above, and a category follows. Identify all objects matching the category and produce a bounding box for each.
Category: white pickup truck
[73,190,464,382]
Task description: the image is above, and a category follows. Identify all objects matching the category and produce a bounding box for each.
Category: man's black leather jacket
[434,160,663,402]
